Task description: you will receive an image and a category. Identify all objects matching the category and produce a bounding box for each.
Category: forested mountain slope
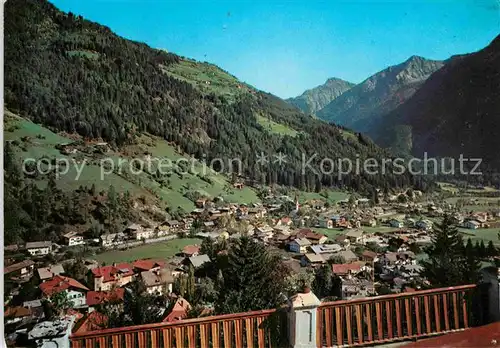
[376,35,500,173]
[5,0,414,197]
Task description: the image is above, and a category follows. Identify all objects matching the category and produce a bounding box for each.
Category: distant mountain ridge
[286,77,354,115]
[376,35,500,170]
[315,56,444,132]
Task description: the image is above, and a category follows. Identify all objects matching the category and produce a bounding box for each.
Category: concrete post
[479,266,500,323]
[288,288,321,348]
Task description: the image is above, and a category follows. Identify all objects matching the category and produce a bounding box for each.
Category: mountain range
[290,56,444,133]
[286,78,354,115]
[289,35,499,174]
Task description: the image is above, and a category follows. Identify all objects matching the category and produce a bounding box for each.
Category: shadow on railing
[70,307,288,348]
[316,284,478,347]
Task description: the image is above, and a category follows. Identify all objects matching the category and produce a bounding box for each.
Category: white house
[188,254,211,268]
[63,231,84,246]
[26,241,52,256]
[405,218,416,227]
[40,275,89,308]
[125,224,154,240]
[140,269,174,296]
[361,218,377,227]
[100,233,125,247]
[288,238,311,253]
[5,260,35,279]
[66,289,87,308]
[37,264,65,281]
[254,225,275,241]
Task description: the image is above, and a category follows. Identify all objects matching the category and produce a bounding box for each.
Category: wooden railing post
[288,289,321,348]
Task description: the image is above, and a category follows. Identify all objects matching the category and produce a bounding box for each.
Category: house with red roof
[40,275,89,308]
[5,306,33,325]
[163,297,191,323]
[73,311,108,334]
[331,262,364,277]
[86,289,125,312]
[132,259,166,272]
[296,229,328,245]
[91,263,134,291]
[182,245,200,257]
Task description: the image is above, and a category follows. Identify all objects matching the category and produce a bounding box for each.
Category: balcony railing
[70,308,284,348]
[70,284,479,348]
[316,284,477,347]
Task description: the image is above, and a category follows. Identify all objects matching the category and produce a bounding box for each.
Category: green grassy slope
[95,238,203,264]
[4,111,260,213]
[160,59,253,98]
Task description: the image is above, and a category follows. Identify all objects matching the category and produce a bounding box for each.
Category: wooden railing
[71,284,479,348]
[316,284,477,347]
[70,308,285,348]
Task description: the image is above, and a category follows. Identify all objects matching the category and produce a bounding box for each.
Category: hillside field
[94,238,202,264]
[4,112,260,213]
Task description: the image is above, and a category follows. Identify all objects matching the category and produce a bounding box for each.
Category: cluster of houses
[276,226,428,299]
[7,188,500,344]
[12,195,499,263]
[3,241,217,344]
[456,211,500,229]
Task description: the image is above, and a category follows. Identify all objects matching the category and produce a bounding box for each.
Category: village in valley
[5,179,500,343]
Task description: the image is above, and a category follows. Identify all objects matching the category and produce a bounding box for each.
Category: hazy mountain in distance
[376,35,500,169]
[316,56,444,133]
[286,77,355,115]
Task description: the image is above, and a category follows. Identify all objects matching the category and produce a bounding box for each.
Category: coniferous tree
[215,237,289,314]
[186,264,196,303]
[313,264,333,299]
[420,215,479,287]
[474,240,482,258]
[462,238,481,284]
[479,240,487,259]
[465,238,474,256]
[487,240,497,257]
[101,279,167,328]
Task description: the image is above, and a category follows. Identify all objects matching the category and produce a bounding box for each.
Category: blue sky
[51,0,499,98]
